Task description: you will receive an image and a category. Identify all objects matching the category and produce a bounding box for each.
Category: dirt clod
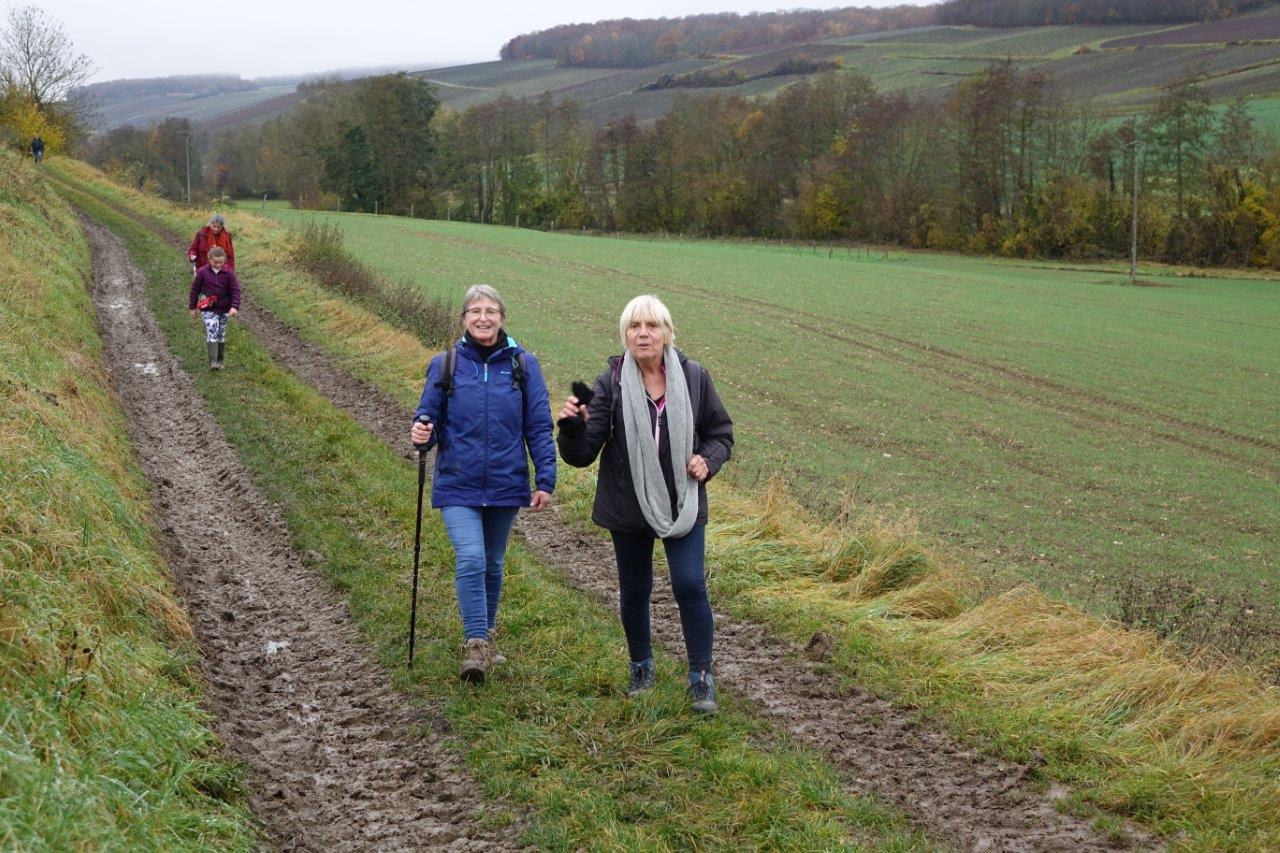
[805,630,835,662]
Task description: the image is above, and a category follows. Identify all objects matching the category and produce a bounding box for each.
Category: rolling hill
[412,4,1280,125]
[81,5,1280,135]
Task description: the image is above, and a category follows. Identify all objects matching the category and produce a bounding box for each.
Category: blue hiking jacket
[414,335,556,508]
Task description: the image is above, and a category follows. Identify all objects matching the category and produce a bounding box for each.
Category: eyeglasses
[464,307,502,318]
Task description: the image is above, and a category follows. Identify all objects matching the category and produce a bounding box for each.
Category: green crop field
[249,208,1280,617]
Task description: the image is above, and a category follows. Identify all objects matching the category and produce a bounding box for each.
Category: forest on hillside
[500,0,1274,67]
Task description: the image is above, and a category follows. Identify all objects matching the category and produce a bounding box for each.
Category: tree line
[163,64,1280,269]
[499,7,936,68]
[75,74,259,100]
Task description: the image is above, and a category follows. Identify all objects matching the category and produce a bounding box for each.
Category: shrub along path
[187,247,1149,849]
[80,217,515,850]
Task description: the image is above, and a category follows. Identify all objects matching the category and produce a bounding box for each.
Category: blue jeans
[611,524,713,674]
[440,506,520,641]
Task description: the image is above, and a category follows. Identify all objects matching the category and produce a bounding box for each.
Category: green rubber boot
[207,341,219,370]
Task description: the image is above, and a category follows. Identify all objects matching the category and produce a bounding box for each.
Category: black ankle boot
[688,671,718,714]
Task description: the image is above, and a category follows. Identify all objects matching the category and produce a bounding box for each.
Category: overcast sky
[32,0,918,83]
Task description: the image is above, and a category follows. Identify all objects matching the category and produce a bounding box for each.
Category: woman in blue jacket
[409,285,556,682]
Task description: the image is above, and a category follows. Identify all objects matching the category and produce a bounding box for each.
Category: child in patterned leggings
[188,246,240,370]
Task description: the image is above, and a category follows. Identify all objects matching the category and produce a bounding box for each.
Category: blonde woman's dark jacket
[558,350,733,535]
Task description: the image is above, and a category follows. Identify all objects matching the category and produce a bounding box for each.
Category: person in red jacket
[188,213,235,271]
[188,247,240,370]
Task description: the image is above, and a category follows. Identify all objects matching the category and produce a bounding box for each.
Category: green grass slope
[0,152,256,848]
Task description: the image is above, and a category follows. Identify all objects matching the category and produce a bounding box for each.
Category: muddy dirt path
[225,287,1156,852]
[83,217,518,852]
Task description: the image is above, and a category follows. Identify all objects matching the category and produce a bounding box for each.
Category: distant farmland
[1104,5,1280,46]
[93,85,297,130]
[249,206,1280,619]
[409,11,1280,125]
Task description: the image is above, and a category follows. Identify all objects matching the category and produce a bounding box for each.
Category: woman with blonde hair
[557,295,733,713]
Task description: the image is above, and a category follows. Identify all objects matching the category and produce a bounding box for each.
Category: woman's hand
[410,420,433,446]
[687,454,709,482]
[557,396,587,422]
[529,490,552,511]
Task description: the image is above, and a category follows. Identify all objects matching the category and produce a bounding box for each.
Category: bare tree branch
[0,4,96,106]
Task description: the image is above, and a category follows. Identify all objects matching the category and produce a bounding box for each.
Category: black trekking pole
[408,415,431,667]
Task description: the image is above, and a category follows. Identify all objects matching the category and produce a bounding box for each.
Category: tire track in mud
[228,282,1158,851]
[82,217,518,852]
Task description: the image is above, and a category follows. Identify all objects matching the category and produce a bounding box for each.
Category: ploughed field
[252,207,1280,615]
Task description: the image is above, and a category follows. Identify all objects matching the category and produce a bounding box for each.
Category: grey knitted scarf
[620,346,698,539]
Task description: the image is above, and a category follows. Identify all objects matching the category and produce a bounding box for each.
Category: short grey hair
[619,294,674,348]
[209,213,226,226]
[461,284,506,319]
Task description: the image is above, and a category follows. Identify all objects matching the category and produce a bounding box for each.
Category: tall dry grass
[705,478,1280,847]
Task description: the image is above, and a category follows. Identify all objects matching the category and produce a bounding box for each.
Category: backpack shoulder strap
[434,347,458,449]
[438,347,457,394]
[511,351,527,390]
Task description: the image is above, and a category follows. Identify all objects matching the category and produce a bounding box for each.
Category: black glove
[557,381,595,430]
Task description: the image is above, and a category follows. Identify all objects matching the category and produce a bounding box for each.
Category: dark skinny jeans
[610,523,713,674]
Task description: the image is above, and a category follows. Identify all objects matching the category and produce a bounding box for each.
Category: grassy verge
[0,153,257,848]
[49,159,1280,849]
[49,164,934,850]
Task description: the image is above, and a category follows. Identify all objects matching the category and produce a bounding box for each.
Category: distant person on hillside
[31,135,44,164]
[188,246,240,370]
[189,213,235,272]
[409,284,556,684]
[556,294,734,714]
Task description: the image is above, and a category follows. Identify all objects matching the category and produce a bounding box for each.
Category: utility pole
[1125,139,1143,285]
[185,132,192,204]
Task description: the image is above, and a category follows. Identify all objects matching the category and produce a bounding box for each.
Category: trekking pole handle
[413,415,433,452]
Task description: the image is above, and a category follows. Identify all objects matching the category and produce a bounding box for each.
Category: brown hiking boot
[459,637,490,683]
[487,628,506,666]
